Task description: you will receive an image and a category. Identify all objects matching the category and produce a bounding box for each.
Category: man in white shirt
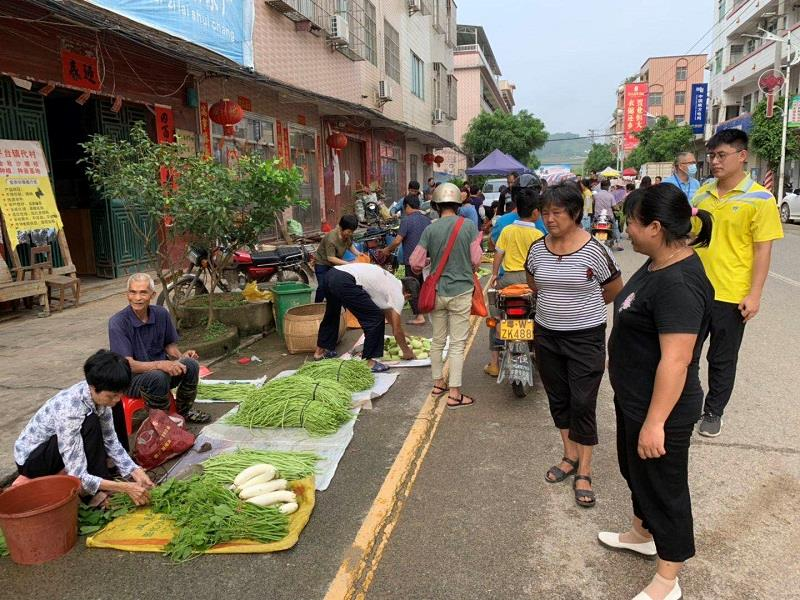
[314,263,417,372]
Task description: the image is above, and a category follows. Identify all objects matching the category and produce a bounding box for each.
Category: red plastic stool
[121,392,178,435]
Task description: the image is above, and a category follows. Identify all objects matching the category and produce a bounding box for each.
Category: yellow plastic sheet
[86,476,315,554]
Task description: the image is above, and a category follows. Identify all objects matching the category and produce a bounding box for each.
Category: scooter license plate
[499,319,534,341]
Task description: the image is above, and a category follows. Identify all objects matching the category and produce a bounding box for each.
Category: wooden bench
[30,246,80,311]
[0,258,49,315]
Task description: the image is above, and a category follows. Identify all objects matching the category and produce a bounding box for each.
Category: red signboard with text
[61,50,101,91]
[623,83,649,151]
[154,105,175,144]
[199,102,212,157]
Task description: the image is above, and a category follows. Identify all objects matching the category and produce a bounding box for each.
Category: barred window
[384,20,400,82]
[411,52,424,99]
[364,1,377,66]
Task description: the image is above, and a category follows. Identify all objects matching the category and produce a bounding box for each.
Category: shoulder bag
[417,217,465,314]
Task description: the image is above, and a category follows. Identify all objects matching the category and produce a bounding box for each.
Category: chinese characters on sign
[623,83,649,151]
[788,96,800,129]
[154,105,175,144]
[199,102,212,157]
[0,140,62,251]
[690,84,708,135]
[60,50,101,91]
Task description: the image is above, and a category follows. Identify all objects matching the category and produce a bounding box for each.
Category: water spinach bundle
[226,374,354,435]
[297,359,375,392]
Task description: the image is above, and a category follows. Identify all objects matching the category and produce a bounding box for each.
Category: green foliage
[583,143,615,175]
[535,132,592,166]
[749,97,800,170]
[624,117,695,170]
[462,109,548,165]
[448,176,466,190]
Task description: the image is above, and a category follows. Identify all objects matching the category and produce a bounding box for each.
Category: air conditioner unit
[432,108,446,123]
[329,15,349,43]
[408,0,422,12]
[378,80,393,101]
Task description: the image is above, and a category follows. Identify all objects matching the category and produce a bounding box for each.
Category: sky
[457,0,714,137]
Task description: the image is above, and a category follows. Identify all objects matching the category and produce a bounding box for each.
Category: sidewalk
[0,280,132,480]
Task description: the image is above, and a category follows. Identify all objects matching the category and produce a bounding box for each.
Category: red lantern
[208,98,244,137]
[423,153,435,165]
[326,132,348,154]
[434,155,444,165]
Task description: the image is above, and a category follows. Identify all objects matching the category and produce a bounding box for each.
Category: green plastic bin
[272,282,313,337]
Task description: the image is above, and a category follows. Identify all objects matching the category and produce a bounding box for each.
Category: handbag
[417,217,466,314]
[471,272,488,317]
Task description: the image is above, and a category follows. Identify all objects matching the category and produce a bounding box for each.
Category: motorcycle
[591,209,612,242]
[353,224,399,272]
[486,284,537,398]
[157,241,315,307]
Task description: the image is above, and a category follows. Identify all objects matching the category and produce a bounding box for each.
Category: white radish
[238,480,288,500]
[237,472,278,491]
[279,502,299,515]
[245,490,296,506]
[233,464,276,488]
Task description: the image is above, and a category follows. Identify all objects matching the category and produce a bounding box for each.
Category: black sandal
[446,393,475,409]
[182,408,211,424]
[431,384,448,399]
[545,457,579,483]
[573,475,596,508]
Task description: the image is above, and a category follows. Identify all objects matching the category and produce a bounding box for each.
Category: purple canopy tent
[465,149,533,176]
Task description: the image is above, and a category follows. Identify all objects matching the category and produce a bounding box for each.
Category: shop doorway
[289,125,320,231]
[332,137,365,222]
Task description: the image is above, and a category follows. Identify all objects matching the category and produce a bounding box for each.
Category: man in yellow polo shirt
[485,187,543,376]
[691,129,783,437]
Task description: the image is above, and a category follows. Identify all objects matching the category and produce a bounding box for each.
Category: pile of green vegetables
[197,382,258,402]
[200,449,321,484]
[297,359,375,392]
[78,493,137,535]
[383,336,431,361]
[226,375,354,435]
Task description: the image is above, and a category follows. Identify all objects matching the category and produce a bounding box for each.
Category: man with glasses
[664,151,701,200]
[691,129,783,437]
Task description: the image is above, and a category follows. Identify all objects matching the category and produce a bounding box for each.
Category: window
[363,1,377,66]
[650,92,663,107]
[731,43,745,64]
[411,52,424,99]
[410,154,418,182]
[676,66,688,81]
[718,0,727,22]
[675,91,686,105]
[211,113,275,163]
[447,73,458,119]
[433,63,443,109]
[675,114,685,124]
[715,48,723,74]
[384,21,400,82]
[742,93,752,113]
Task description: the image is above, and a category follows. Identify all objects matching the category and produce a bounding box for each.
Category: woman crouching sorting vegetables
[13,349,154,506]
[600,184,714,600]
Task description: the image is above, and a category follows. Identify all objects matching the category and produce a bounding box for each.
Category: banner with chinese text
[0,140,62,251]
[690,84,708,135]
[624,83,649,151]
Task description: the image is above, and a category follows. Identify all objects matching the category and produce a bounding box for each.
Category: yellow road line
[324,313,485,600]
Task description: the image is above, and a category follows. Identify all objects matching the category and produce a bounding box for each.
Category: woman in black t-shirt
[600,184,713,600]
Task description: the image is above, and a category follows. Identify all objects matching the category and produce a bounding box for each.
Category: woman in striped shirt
[525,183,623,508]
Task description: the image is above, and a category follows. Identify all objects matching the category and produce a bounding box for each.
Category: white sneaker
[632,579,682,600]
[597,531,657,557]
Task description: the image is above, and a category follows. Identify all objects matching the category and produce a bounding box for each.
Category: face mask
[686,164,698,177]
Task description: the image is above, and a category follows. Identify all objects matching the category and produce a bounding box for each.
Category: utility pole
[775,1,787,72]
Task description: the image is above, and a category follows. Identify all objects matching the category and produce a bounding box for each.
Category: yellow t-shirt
[496,221,544,272]
[691,175,783,303]
[582,189,594,215]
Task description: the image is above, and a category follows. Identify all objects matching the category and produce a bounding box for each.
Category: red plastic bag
[133,409,195,469]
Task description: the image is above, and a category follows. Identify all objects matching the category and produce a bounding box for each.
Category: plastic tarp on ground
[87,476,315,554]
[465,149,533,176]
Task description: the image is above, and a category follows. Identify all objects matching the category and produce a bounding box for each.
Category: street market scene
[0,1,799,599]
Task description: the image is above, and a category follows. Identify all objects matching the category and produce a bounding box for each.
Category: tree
[623,117,695,170]
[749,96,800,173]
[583,143,615,175]
[462,109,548,165]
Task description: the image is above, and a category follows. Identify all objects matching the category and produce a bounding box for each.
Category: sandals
[314,350,338,361]
[370,361,390,373]
[431,384,448,399]
[446,393,475,409]
[182,408,211,424]
[545,457,579,483]
[573,475,596,508]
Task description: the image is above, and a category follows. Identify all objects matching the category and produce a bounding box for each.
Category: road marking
[324,313,485,600]
[769,271,800,288]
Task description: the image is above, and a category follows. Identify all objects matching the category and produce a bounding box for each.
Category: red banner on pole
[199,102,212,157]
[623,83,649,151]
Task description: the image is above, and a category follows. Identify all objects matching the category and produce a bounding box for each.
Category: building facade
[436,24,512,178]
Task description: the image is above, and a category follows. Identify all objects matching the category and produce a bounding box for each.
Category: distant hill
[534,132,592,168]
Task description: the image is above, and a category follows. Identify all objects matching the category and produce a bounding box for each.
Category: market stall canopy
[465,149,533,175]
[600,166,621,178]
[544,172,578,185]
[622,167,638,177]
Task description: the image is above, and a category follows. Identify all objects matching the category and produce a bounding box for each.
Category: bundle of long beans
[297,359,375,392]
[150,476,289,562]
[225,374,354,436]
[197,382,258,402]
[200,449,321,484]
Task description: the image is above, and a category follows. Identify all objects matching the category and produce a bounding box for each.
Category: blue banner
[87,0,254,68]
[690,83,708,134]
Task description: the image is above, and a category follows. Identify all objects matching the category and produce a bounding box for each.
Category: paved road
[2,227,799,599]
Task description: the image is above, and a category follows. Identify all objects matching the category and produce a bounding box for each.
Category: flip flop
[545,457,579,483]
[371,361,390,373]
[446,393,475,409]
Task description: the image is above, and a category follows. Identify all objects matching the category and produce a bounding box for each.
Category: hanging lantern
[423,153,435,165]
[208,98,244,137]
[434,155,444,165]
[326,132,348,154]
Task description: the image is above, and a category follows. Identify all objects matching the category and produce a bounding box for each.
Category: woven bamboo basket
[283,303,346,354]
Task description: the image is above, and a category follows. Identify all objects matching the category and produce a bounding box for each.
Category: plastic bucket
[272,282,313,337]
[0,475,82,565]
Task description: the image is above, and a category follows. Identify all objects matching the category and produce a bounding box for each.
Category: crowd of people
[10,128,783,600]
